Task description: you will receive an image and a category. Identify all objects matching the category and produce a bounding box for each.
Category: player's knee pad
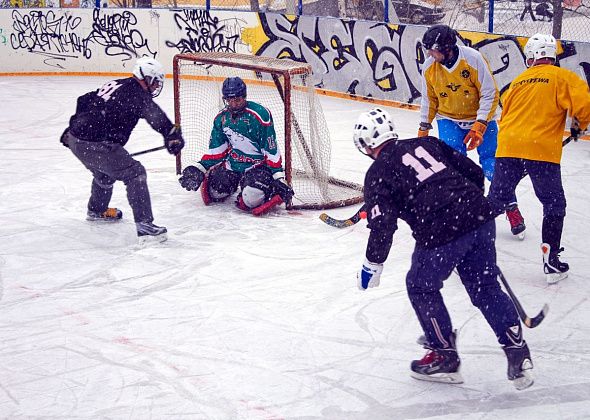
[241,185,266,208]
[122,163,147,185]
[93,177,115,190]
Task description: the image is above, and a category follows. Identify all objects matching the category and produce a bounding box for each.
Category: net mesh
[174,52,363,209]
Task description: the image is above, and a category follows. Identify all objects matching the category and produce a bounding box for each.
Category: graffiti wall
[1,8,589,104]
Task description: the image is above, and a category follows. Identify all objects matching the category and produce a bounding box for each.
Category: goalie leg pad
[241,185,266,209]
[252,195,283,216]
[240,167,275,199]
[206,165,241,203]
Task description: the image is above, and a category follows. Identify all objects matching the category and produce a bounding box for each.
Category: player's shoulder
[116,77,150,100]
[458,45,487,67]
[245,101,272,125]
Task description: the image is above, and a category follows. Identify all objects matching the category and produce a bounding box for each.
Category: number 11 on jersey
[402,146,447,181]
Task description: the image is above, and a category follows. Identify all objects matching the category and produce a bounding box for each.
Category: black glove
[165,125,185,155]
[179,165,205,191]
[570,117,583,141]
[273,178,294,203]
[60,128,70,148]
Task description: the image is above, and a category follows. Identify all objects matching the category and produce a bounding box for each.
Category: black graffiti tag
[88,9,155,60]
[165,9,239,53]
[10,10,92,65]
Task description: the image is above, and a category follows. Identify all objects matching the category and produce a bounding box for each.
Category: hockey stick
[130,145,167,157]
[319,204,367,228]
[562,135,580,147]
[497,267,549,328]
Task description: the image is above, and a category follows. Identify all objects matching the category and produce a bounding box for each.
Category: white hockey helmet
[353,108,398,155]
[133,56,165,97]
[524,33,557,67]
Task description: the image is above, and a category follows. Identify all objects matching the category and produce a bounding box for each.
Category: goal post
[173,52,364,210]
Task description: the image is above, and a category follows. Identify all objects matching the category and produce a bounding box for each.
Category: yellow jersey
[420,45,499,124]
[497,64,590,163]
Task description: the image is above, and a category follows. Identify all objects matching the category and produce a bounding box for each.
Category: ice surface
[0,76,589,418]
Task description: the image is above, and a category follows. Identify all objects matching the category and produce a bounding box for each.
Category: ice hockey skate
[542,243,569,284]
[503,342,534,390]
[136,221,168,245]
[506,203,526,240]
[410,333,463,384]
[86,208,123,222]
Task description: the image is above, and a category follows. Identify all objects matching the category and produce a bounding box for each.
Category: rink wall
[1,8,590,105]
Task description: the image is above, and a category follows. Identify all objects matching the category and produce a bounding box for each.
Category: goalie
[178,77,294,215]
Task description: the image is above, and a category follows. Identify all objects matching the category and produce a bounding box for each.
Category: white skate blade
[410,371,464,384]
[546,271,568,284]
[517,231,525,240]
[137,232,168,246]
[511,370,534,390]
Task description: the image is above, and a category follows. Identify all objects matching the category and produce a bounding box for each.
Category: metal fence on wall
[3,0,590,41]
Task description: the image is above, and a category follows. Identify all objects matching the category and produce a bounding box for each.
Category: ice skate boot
[503,341,534,390]
[410,332,463,384]
[542,243,569,284]
[136,221,168,245]
[506,203,526,240]
[86,208,122,222]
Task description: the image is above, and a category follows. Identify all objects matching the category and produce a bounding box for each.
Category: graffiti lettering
[0,28,7,45]
[10,10,92,67]
[165,9,240,54]
[88,9,155,60]
[256,15,420,103]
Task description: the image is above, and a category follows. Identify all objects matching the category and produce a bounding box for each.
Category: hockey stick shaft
[130,145,167,157]
[562,135,575,147]
[319,204,367,228]
[497,267,549,328]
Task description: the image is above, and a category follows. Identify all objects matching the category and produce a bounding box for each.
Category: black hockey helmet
[222,77,247,99]
[422,24,457,53]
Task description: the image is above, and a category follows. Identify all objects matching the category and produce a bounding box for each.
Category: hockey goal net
[173,52,364,210]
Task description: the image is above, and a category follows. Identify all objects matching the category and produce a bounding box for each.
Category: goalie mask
[133,56,165,97]
[222,77,247,114]
[524,33,557,67]
[353,108,398,156]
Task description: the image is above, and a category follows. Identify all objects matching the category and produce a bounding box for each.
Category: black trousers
[67,132,153,223]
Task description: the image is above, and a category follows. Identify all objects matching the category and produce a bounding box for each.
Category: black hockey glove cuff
[60,128,70,148]
[179,166,205,191]
[165,125,185,155]
[273,178,294,203]
[570,117,584,140]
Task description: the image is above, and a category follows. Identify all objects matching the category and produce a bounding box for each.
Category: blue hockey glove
[357,258,383,290]
[179,165,205,191]
[165,125,185,155]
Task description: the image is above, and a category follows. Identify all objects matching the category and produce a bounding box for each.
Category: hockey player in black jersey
[61,57,184,244]
[354,108,533,390]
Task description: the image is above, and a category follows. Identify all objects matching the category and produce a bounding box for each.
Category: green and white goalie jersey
[196,101,285,180]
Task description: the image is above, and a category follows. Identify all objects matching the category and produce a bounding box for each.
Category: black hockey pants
[66,132,154,223]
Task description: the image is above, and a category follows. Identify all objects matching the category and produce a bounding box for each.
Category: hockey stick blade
[497,268,549,329]
[523,303,549,329]
[319,204,367,228]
